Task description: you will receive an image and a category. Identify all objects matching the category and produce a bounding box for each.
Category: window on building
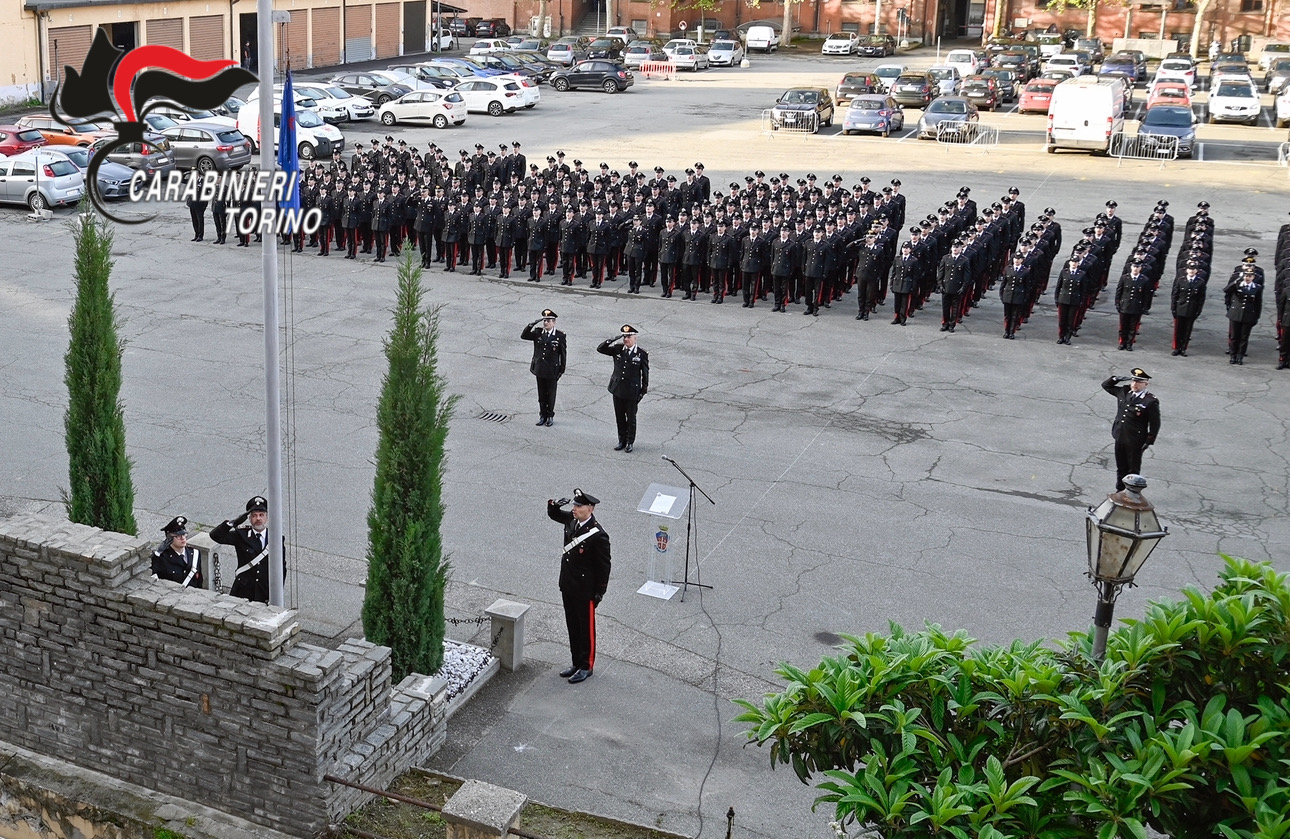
[1239,0,1262,11]
[631,19,647,32]
[841,22,860,32]
[1173,0,1196,9]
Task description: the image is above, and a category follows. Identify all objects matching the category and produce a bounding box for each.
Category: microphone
[661,455,674,463]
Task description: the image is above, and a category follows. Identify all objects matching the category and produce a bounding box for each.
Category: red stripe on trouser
[587,601,596,672]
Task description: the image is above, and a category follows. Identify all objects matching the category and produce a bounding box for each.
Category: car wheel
[1046,144,1056,153]
[525,103,535,109]
[433,114,448,129]
[28,191,47,212]
[1207,113,1215,124]
[602,79,618,93]
[882,127,889,137]
[196,156,215,174]
[553,77,570,91]
[377,95,392,105]
[380,111,397,126]
[298,141,315,159]
[488,100,505,116]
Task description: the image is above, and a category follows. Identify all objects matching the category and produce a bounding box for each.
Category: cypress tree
[63,209,137,535]
[363,250,457,679]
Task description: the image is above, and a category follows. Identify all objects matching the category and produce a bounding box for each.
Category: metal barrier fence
[637,60,676,80]
[1110,131,1179,167]
[935,122,999,150]
[760,108,818,136]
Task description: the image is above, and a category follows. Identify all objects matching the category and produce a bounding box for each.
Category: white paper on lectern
[648,493,676,515]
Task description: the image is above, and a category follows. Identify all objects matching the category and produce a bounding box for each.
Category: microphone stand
[663,456,714,601]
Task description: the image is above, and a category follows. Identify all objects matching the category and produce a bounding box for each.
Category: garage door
[345,5,372,62]
[375,3,400,58]
[188,15,226,61]
[312,7,340,66]
[284,12,309,68]
[48,25,94,85]
[403,1,425,54]
[145,18,183,50]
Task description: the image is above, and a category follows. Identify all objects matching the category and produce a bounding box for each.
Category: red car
[0,124,47,156]
[1018,80,1056,114]
[1146,80,1192,109]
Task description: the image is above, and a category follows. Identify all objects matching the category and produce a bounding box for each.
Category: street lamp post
[1084,474,1168,662]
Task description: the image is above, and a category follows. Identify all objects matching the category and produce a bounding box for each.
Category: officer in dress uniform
[1115,259,1153,351]
[1225,260,1263,366]
[1170,261,1207,357]
[597,324,650,452]
[521,309,567,426]
[151,516,203,588]
[546,489,611,684]
[211,496,281,603]
[1101,369,1161,492]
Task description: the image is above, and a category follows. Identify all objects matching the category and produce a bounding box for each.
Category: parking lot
[3,41,1290,839]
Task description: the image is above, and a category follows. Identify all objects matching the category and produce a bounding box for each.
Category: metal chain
[211,548,225,594]
[444,615,489,626]
[490,623,504,653]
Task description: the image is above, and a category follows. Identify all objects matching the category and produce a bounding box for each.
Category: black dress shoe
[558,666,578,678]
[567,669,592,684]
[545,417,554,427]
[537,417,547,426]
[614,442,626,451]
[624,443,633,453]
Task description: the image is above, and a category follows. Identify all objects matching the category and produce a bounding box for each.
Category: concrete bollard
[484,599,531,671]
[441,779,527,839]
[186,531,218,590]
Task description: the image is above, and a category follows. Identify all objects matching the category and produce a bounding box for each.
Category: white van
[236,103,345,160]
[745,25,779,53]
[945,49,980,78]
[1046,76,1125,154]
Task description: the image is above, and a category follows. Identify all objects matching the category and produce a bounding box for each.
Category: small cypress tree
[63,208,137,535]
[363,249,457,679]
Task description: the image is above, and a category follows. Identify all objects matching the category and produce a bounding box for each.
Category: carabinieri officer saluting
[597,324,649,453]
[547,490,611,684]
[211,495,281,603]
[152,516,203,588]
[521,308,567,427]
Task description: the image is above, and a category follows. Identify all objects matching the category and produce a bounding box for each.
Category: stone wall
[0,513,447,837]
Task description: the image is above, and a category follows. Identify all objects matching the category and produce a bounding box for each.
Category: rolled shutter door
[145,18,183,50]
[345,5,372,62]
[284,13,309,68]
[375,3,400,59]
[48,25,94,85]
[188,15,226,62]
[312,7,340,67]
[403,1,426,54]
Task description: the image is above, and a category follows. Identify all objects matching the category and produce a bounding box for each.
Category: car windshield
[1027,82,1055,92]
[1037,34,1061,45]
[1272,59,1290,71]
[781,90,818,104]
[590,39,615,48]
[963,82,988,91]
[850,98,886,110]
[550,44,571,51]
[929,100,967,114]
[216,130,244,143]
[146,115,179,130]
[1144,107,1191,126]
[1215,82,1254,97]
[928,68,954,79]
[712,40,737,49]
[862,36,887,44]
[71,122,106,133]
[369,72,402,85]
[297,110,323,127]
[876,66,902,76]
[62,148,90,166]
[896,75,926,84]
[827,34,851,41]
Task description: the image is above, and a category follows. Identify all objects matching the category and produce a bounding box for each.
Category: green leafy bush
[734,556,1290,839]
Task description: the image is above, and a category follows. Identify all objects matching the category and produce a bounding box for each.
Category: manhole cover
[476,411,511,423]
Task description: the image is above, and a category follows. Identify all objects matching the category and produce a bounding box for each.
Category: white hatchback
[451,77,525,115]
[469,39,511,56]
[1207,79,1262,125]
[378,90,467,128]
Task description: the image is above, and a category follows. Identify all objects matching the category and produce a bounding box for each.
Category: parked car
[549,60,634,93]
[1210,59,1253,87]
[388,63,462,90]
[587,38,624,61]
[290,82,375,121]
[835,72,882,105]
[513,38,550,51]
[770,87,834,132]
[44,146,134,201]
[1098,56,1138,84]
[1257,42,1290,71]
[605,27,638,44]
[745,25,779,53]
[474,53,547,83]
[960,75,1000,110]
[1108,49,1147,82]
[662,39,697,59]
[821,32,859,56]
[1018,79,1056,114]
[1038,69,1077,84]
[0,149,85,210]
[1263,58,1290,94]
[547,37,591,66]
[445,18,472,37]
[841,95,905,136]
[1138,104,1196,157]
[1147,80,1192,109]
[426,28,457,51]
[474,19,511,38]
[889,72,935,108]
[993,51,1032,82]
[708,39,745,67]
[623,42,667,69]
[927,66,962,96]
[329,71,413,105]
[856,34,896,57]
[160,121,253,172]
[14,116,114,147]
[873,63,906,93]
[945,49,982,78]
[379,90,467,128]
[211,96,247,118]
[468,39,511,56]
[1207,79,1262,124]
[235,105,343,159]
[1073,38,1104,64]
[1035,32,1063,58]
[1277,88,1290,127]
[980,68,1018,101]
[917,96,979,138]
[1044,53,1088,77]
[671,45,709,71]
[451,77,525,115]
[1155,58,1197,90]
[88,131,175,175]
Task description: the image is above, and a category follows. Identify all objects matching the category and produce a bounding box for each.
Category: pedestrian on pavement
[521,309,567,427]
[547,490,611,684]
[597,324,649,452]
[151,516,203,588]
[1101,368,1161,492]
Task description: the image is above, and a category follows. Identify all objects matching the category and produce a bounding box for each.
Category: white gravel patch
[438,640,495,702]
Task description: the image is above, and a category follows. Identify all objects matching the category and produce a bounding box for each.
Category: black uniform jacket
[152,545,202,588]
[210,522,282,602]
[547,504,611,599]
[598,340,649,400]
[1102,378,1161,448]
[521,324,567,379]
